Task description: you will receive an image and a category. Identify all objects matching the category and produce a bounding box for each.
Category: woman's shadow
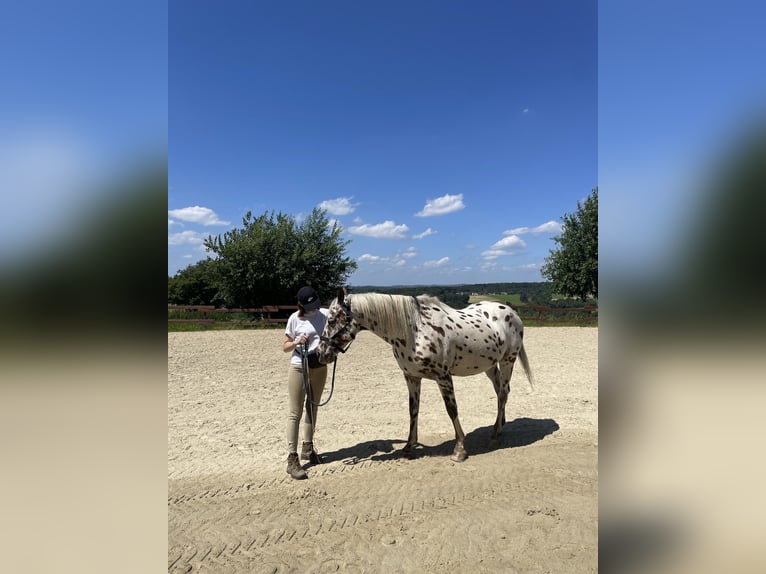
[318,417,560,465]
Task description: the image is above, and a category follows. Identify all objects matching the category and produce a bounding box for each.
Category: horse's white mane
[350,293,432,335]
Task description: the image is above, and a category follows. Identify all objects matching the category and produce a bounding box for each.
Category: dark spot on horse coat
[429,323,446,337]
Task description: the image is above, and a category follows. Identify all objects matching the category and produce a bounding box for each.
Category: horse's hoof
[450,450,468,463]
[401,447,417,459]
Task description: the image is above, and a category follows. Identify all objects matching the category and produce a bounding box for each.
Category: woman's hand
[284,334,309,353]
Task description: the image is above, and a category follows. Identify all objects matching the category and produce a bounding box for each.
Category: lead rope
[298,344,337,414]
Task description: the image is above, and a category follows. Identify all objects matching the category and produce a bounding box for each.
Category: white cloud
[399,247,418,259]
[359,252,411,268]
[168,206,230,226]
[359,247,418,268]
[168,230,207,246]
[358,253,384,263]
[412,227,436,239]
[348,220,409,239]
[318,197,359,215]
[415,193,465,217]
[482,234,527,260]
[535,220,562,233]
[491,235,527,250]
[481,249,506,261]
[504,220,562,235]
[424,256,450,268]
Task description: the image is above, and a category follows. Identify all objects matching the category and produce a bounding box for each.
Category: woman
[282,286,329,479]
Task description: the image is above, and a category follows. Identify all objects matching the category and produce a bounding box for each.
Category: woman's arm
[283,334,308,353]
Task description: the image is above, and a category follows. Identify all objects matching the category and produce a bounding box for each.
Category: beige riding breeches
[286,364,327,453]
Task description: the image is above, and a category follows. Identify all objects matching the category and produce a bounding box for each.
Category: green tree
[541,188,598,301]
[168,259,220,305]
[203,208,357,307]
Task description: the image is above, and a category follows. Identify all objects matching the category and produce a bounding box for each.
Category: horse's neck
[352,294,411,342]
[358,319,401,343]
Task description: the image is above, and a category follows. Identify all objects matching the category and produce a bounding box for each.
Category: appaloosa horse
[317,288,535,462]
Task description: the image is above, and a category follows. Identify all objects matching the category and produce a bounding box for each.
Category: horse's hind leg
[487,362,514,440]
[402,375,421,458]
[435,375,467,462]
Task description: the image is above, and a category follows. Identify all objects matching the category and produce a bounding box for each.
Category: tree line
[168,188,598,308]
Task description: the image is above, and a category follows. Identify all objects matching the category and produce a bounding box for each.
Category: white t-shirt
[284,308,329,366]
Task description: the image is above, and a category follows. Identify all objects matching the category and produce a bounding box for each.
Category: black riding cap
[297,286,321,311]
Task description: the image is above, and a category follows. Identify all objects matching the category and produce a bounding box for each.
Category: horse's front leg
[402,375,421,458]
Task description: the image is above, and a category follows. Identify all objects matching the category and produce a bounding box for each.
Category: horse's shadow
[319,417,560,465]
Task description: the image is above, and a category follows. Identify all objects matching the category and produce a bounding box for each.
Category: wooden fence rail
[168,304,299,326]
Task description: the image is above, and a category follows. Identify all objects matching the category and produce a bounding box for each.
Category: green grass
[467,292,597,327]
[469,293,523,306]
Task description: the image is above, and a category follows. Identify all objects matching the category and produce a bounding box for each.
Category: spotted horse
[317,288,535,462]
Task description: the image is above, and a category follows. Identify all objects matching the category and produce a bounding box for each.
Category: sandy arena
[168,327,597,573]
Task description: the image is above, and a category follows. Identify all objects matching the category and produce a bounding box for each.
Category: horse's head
[318,287,358,364]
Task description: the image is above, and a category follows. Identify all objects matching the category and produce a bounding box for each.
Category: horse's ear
[337,287,345,304]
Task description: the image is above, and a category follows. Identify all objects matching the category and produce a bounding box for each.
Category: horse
[317,288,535,462]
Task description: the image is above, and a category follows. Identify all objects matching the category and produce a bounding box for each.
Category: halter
[319,329,355,354]
[319,301,356,355]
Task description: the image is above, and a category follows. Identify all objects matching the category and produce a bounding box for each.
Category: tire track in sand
[169,435,597,573]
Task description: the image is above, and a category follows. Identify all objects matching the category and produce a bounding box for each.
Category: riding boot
[286,452,307,479]
[301,441,324,464]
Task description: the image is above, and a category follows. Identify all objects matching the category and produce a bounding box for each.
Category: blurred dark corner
[0,162,168,350]
[606,118,766,335]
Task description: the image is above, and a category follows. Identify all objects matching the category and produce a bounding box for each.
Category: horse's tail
[519,344,535,392]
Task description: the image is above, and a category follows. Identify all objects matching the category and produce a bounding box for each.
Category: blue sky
[168,1,597,285]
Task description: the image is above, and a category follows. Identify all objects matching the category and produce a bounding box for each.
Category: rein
[297,344,343,409]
